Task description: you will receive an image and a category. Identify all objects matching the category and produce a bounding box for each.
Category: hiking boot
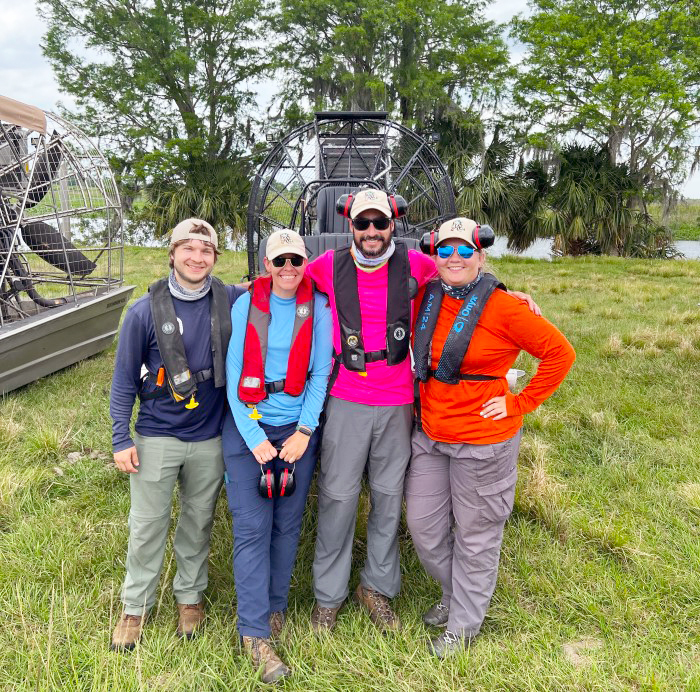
[310,603,341,634]
[422,602,449,628]
[177,602,205,639]
[241,635,291,684]
[110,613,146,651]
[269,610,286,640]
[430,629,473,658]
[352,584,401,632]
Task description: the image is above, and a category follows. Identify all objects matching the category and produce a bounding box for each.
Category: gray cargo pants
[121,434,224,615]
[405,429,521,638]
[312,397,413,608]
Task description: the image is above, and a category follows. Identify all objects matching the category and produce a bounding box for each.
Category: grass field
[1,248,700,690]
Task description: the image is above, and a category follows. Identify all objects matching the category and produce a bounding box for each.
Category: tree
[270,0,510,130]
[505,144,677,258]
[511,0,700,192]
[39,0,267,238]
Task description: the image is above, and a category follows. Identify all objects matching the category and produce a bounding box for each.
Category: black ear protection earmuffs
[419,223,496,255]
[258,462,296,499]
[336,191,408,219]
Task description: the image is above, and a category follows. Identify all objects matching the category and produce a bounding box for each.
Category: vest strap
[148,277,231,403]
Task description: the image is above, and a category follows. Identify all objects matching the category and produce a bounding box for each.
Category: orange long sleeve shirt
[414,287,575,445]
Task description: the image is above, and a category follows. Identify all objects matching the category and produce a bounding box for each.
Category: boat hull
[0,285,135,394]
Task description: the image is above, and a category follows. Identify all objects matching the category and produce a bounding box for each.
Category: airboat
[246,111,457,273]
[0,95,133,395]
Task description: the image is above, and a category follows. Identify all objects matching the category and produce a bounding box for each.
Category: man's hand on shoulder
[507,290,542,317]
[114,446,140,473]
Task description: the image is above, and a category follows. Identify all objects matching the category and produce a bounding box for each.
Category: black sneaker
[422,602,449,627]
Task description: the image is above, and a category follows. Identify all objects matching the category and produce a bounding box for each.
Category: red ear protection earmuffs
[336,191,408,219]
[258,463,296,499]
[419,224,496,254]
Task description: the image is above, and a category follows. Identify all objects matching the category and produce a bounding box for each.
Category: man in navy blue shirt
[109,218,244,650]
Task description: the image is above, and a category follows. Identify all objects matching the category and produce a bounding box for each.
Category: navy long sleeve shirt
[110,283,245,453]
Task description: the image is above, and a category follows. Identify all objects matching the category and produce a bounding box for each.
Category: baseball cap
[436,217,479,249]
[349,189,392,219]
[265,229,308,260]
[169,218,218,249]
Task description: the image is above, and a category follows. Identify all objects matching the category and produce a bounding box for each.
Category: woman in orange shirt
[405,217,575,658]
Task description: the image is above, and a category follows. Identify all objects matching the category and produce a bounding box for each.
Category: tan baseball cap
[170,218,219,249]
[437,217,479,249]
[349,189,392,219]
[265,228,308,260]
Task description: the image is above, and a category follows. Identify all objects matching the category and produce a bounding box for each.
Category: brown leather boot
[310,602,341,634]
[177,602,206,639]
[269,610,286,640]
[352,584,401,632]
[241,636,291,684]
[110,613,146,651]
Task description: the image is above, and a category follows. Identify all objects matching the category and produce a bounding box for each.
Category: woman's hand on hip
[279,431,310,463]
[252,439,278,464]
[481,396,508,420]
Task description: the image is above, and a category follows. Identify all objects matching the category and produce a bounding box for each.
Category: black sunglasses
[352,217,392,231]
[271,255,304,268]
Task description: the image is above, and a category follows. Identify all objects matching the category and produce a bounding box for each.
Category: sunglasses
[352,217,392,231]
[271,255,304,268]
[437,245,475,259]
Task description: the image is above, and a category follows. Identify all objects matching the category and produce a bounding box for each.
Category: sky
[1,0,698,197]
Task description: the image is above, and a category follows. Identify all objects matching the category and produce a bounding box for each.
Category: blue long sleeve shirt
[226,291,333,451]
[110,284,245,452]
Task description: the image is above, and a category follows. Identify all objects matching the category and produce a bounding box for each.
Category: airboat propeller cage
[0,93,134,394]
[246,111,457,276]
[419,224,496,255]
[335,191,408,219]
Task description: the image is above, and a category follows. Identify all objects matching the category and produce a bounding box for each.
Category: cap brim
[349,201,392,219]
[266,246,308,261]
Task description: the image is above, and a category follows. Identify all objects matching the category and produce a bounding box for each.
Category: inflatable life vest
[145,276,232,403]
[332,240,413,372]
[413,274,506,384]
[238,274,314,404]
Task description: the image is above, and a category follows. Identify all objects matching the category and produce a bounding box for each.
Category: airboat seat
[258,234,420,272]
[315,185,351,235]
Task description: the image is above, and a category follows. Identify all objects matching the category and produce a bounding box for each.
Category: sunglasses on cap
[352,217,392,231]
[437,245,475,259]
[271,255,305,268]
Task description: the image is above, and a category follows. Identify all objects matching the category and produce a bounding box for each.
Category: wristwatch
[296,425,313,437]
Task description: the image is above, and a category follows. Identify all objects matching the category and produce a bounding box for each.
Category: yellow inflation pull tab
[185,394,199,409]
[248,405,262,420]
[358,371,368,377]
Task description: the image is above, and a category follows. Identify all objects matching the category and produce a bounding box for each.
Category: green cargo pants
[121,434,224,615]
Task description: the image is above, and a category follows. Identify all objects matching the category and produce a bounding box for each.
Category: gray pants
[122,434,224,615]
[405,429,521,638]
[312,397,413,608]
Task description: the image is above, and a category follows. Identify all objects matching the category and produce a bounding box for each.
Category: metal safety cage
[246,111,456,276]
[0,94,133,394]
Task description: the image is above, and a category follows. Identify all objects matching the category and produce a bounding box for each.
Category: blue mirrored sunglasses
[437,245,475,259]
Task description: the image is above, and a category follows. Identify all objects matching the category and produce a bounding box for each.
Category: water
[488,237,700,260]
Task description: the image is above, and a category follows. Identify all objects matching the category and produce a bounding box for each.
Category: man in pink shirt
[305,189,438,633]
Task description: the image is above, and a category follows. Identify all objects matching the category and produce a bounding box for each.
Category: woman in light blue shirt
[222,229,332,684]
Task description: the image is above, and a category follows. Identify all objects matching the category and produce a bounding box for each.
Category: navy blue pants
[222,412,319,638]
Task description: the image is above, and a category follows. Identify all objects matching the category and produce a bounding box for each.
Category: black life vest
[145,277,232,403]
[332,241,413,372]
[413,274,506,384]
[238,274,314,404]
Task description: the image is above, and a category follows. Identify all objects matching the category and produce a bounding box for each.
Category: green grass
[650,198,700,240]
[2,249,700,690]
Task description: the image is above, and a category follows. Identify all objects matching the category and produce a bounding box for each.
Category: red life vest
[238,274,314,404]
